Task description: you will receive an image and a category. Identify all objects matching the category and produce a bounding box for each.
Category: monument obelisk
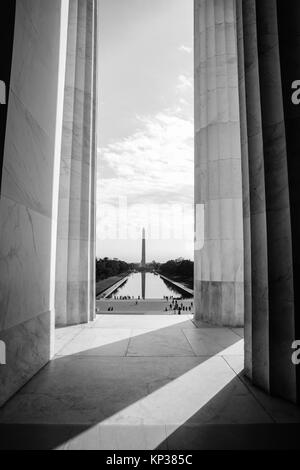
[141,228,146,299]
[141,228,146,268]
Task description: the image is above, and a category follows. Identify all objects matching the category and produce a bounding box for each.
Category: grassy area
[96,273,128,297]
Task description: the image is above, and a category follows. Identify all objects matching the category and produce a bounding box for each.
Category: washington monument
[141,228,146,268]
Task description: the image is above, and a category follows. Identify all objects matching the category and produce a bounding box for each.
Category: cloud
[97,110,193,205]
[178,45,193,54]
[176,74,193,92]
[97,109,194,242]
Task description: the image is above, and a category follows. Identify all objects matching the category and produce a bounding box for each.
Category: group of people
[113,296,137,300]
[163,295,184,302]
[105,294,194,315]
[164,299,194,315]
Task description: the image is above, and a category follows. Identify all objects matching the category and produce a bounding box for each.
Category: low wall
[159,274,194,296]
[96,274,129,299]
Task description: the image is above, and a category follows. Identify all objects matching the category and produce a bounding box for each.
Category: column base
[194,280,244,327]
[0,311,52,406]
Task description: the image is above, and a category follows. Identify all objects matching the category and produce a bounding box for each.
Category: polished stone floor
[1,314,300,450]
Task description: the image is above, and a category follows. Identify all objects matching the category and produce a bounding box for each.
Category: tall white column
[55,0,97,326]
[194,0,244,326]
[0,0,69,405]
[238,0,298,403]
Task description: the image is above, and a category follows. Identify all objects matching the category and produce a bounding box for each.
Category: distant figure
[178,308,181,315]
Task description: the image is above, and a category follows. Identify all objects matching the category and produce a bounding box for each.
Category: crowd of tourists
[164,299,194,315]
[105,295,194,314]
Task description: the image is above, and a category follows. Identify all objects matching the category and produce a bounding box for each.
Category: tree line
[96,258,133,282]
[95,257,194,283]
[158,258,194,279]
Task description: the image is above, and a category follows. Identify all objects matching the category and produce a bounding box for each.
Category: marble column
[55,0,98,326]
[89,0,98,322]
[238,0,299,403]
[0,0,69,406]
[194,0,244,327]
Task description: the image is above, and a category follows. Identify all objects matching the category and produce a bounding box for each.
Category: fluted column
[236,0,252,377]
[194,0,244,326]
[55,0,97,325]
[89,0,98,322]
[0,0,69,405]
[277,0,300,404]
[238,0,298,403]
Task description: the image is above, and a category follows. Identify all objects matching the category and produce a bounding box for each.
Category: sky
[97,0,194,263]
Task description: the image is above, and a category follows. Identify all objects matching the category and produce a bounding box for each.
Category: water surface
[108,272,192,299]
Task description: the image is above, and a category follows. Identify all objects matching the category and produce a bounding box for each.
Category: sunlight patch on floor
[64,347,243,449]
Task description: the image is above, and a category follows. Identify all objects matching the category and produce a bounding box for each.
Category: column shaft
[194,0,244,327]
[238,0,298,402]
[55,0,97,326]
[236,0,252,377]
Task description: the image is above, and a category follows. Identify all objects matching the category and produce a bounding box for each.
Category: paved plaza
[1,313,300,450]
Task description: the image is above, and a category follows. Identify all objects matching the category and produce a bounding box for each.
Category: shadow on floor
[162,423,300,450]
[0,318,299,450]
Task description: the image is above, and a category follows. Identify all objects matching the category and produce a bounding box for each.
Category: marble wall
[0,0,69,406]
[194,0,244,327]
[55,0,98,326]
[238,0,299,403]
[0,0,16,188]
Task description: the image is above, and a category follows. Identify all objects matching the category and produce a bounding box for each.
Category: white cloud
[178,45,193,54]
[97,109,194,245]
[98,110,193,205]
[176,74,193,92]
